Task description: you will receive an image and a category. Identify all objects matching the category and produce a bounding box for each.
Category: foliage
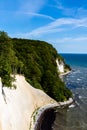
[0,31,23,88]
[64,64,71,71]
[0,31,72,101]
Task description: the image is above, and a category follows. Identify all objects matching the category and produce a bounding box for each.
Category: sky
[0,0,87,53]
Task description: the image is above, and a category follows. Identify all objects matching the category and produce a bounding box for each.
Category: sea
[52,54,87,130]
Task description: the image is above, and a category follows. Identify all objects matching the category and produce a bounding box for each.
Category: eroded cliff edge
[0,75,56,130]
[0,75,73,130]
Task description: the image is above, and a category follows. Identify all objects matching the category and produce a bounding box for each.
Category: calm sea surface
[52,54,87,130]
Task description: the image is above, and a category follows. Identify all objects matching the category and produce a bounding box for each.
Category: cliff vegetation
[0,31,72,101]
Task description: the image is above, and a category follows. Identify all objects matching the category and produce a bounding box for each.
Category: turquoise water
[53,54,87,130]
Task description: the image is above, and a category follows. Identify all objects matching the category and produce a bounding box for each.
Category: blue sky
[0,0,87,53]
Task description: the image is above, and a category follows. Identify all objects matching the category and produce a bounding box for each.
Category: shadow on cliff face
[35,109,56,130]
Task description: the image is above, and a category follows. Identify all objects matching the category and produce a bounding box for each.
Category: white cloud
[54,0,76,17]
[76,8,87,18]
[19,0,45,13]
[51,36,87,44]
[19,17,87,38]
[22,12,55,20]
[14,0,53,21]
[54,0,87,18]
[49,36,87,53]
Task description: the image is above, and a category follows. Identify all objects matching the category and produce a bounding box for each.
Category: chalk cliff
[56,59,64,73]
[0,75,56,130]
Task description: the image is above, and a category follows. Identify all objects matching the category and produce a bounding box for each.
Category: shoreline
[30,98,74,130]
[59,70,71,76]
[29,70,73,130]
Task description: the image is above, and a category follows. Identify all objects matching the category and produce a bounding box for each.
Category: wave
[69,104,75,108]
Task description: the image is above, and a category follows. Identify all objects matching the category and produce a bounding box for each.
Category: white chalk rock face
[0,75,56,130]
[56,59,64,73]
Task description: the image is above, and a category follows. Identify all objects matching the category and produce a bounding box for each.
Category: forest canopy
[0,31,72,101]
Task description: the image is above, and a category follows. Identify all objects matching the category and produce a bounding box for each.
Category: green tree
[0,31,10,42]
[0,31,15,88]
[0,32,72,102]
